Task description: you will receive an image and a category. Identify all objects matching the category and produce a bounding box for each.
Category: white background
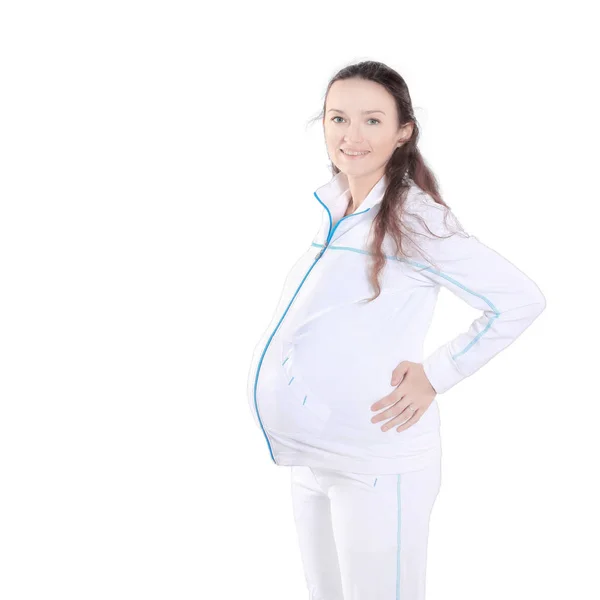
[1,1,598,599]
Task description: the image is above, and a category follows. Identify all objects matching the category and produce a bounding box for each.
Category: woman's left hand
[370,361,437,432]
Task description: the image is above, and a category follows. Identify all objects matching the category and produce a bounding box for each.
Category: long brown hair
[309,60,463,303]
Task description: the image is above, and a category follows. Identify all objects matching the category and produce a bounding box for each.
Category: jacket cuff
[422,344,466,395]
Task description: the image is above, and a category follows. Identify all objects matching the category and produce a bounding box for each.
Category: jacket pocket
[280,341,332,423]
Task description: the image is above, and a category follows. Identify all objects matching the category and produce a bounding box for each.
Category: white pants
[290,460,442,600]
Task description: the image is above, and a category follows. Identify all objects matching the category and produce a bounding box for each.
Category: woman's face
[323,78,413,177]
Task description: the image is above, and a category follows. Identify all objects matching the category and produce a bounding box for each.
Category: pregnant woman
[246,60,546,600]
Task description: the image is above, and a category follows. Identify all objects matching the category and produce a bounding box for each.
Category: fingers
[371,388,404,412]
[371,398,420,432]
[386,407,420,432]
[371,396,404,424]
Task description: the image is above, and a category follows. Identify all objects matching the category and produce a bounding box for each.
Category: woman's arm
[401,191,546,395]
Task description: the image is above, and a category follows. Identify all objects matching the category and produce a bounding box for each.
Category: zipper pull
[316,243,327,259]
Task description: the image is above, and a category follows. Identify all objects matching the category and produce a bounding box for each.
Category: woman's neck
[344,199,355,217]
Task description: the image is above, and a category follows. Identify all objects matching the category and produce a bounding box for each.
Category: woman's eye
[330,117,380,125]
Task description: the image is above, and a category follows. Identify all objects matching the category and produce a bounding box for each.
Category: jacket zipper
[253,202,371,464]
[315,243,327,259]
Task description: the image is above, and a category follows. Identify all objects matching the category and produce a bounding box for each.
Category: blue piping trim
[313,192,371,246]
[310,242,501,361]
[252,256,324,464]
[252,195,372,465]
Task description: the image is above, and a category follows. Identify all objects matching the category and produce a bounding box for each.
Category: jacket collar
[313,170,389,220]
[310,171,389,245]
[312,170,419,245]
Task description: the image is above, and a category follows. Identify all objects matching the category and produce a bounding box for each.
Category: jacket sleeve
[401,191,547,395]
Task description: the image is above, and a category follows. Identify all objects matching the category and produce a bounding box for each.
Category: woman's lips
[340,149,370,159]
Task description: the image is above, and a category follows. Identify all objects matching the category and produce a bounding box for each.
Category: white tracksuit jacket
[246,171,546,475]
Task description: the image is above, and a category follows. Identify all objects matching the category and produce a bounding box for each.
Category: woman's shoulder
[400,183,467,238]
[403,182,445,212]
